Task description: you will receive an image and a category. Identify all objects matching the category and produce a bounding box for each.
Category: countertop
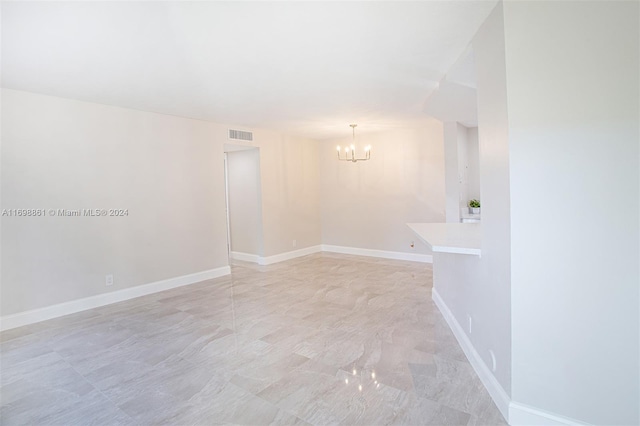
[407,222,482,256]
[460,213,481,220]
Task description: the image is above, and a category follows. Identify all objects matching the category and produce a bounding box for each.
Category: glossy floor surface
[0,253,507,425]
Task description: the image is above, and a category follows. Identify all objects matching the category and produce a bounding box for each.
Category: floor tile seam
[79,352,208,417]
[396,388,476,416]
[31,318,124,350]
[239,384,303,425]
[288,356,335,378]
[18,329,74,353]
[432,398,479,419]
[59,333,203,402]
[0,348,67,383]
[47,350,137,424]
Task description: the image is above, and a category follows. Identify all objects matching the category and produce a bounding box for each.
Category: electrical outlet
[105,274,114,286]
[292,240,297,248]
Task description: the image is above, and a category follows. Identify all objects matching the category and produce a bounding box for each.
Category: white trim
[321,244,433,263]
[230,251,260,263]
[258,245,322,265]
[431,245,481,256]
[432,287,510,421]
[230,246,322,266]
[0,266,231,331]
[232,245,432,266]
[509,402,591,426]
[432,288,592,426]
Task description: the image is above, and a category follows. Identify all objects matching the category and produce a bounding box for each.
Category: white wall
[1,89,229,315]
[435,2,513,401]
[456,123,470,211]
[437,3,639,424]
[466,127,480,202]
[226,148,263,256]
[444,123,481,222]
[504,1,639,424]
[444,122,461,223]
[320,120,445,254]
[470,2,513,395]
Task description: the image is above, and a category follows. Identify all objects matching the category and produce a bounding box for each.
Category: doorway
[223,144,264,262]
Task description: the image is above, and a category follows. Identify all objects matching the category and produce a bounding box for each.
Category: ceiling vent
[228,129,253,141]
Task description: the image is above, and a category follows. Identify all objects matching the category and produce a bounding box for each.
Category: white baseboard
[0,266,231,332]
[432,287,510,422]
[432,288,592,426]
[509,402,591,426]
[231,245,430,266]
[258,245,322,265]
[230,251,260,263]
[231,246,322,266]
[321,244,433,263]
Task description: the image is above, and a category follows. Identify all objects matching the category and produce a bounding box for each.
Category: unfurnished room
[0,1,638,425]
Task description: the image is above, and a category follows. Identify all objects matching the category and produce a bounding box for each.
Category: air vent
[229,129,253,141]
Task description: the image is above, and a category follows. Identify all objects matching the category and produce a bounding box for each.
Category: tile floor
[0,253,507,425]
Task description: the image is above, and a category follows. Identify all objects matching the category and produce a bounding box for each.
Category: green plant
[468,199,481,208]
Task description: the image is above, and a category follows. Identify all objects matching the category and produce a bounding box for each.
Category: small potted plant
[469,199,481,214]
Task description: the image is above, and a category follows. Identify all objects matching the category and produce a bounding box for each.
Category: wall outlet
[292,239,297,248]
[105,274,114,286]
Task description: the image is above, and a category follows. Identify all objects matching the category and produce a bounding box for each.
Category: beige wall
[259,131,321,257]
[1,89,323,317]
[1,89,229,315]
[319,120,446,254]
[224,130,322,257]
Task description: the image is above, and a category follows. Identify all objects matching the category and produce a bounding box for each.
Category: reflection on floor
[0,252,507,425]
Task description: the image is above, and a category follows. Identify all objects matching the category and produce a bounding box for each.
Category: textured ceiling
[1,1,496,139]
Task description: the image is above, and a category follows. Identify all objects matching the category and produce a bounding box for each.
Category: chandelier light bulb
[336,124,371,163]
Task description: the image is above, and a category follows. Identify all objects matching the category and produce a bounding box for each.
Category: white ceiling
[1,1,496,140]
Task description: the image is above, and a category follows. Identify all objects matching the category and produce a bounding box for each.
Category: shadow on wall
[224,144,264,259]
[319,120,446,254]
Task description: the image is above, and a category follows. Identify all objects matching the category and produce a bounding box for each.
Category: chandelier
[336,124,371,163]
